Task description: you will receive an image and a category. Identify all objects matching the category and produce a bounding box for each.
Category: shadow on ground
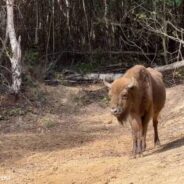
[0,120,119,164]
[145,136,184,158]
[156,137,184,153]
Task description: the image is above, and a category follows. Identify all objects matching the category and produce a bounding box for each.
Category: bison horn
[128,77,136,89]
[103,79,112,89]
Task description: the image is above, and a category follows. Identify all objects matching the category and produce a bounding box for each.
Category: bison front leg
[130,114,143,158]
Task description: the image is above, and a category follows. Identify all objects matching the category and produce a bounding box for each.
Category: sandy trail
[0,84,184,184]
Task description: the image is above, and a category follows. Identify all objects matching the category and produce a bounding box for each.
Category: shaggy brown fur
[104,65,166,157]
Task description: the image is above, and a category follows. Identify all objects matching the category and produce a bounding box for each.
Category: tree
[6,0,22,96]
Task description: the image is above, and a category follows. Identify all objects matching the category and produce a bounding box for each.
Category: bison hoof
[130,153,144,159]
[130,153,136,159]
[139,153,144,158]
[154,141,161,148]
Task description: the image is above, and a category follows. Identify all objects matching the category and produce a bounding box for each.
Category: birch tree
[6,0,22,95]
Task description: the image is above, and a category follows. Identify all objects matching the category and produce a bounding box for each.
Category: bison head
[104,77,136,121]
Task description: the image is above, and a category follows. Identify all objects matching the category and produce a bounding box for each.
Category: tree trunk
[6,0,22,95]
[60,60,184,83]
[162,0,168,65]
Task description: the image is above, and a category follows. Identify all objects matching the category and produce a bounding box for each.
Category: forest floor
[1,82,184,184]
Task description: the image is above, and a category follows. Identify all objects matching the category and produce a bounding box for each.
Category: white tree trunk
[6,0,22,94]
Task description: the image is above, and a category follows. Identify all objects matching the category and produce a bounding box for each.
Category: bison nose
[111,108,118,115]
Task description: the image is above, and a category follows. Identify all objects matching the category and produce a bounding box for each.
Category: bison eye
[121,94,128,99]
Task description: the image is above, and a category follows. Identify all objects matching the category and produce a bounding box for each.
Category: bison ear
[127,77,136,89]
[103,79,112,89]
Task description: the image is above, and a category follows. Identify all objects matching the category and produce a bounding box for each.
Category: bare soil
[0,83,184,184]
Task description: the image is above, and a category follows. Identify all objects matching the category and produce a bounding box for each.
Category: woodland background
[1,0,184,92]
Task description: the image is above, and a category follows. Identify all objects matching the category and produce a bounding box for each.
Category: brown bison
[104,65,166,157]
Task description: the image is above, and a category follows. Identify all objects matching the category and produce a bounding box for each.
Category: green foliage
[23,49,44,83]
[154,0,182,6]
[24,50,39,66]
[74,61,104,74]
[8,108,25,116]
[76,62,95,73]
[38,113,58,129]
[0,107,26,120]
[30,87,46,103]
[166,0,182,6]
[22,74,37,87]
[42,119,57,128]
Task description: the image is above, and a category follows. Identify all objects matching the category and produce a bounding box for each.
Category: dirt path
[0,84,184,184]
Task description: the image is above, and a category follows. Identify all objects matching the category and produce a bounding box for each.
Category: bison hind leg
[141,112,152,152]
[153,116,161,147]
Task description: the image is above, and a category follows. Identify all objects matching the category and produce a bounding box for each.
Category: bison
[104,65,166,157]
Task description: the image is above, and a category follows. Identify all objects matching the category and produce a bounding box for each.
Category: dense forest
[1,0,184,94]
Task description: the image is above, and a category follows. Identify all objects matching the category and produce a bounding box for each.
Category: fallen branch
[156,60,184,72]
[44,60,184,85]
